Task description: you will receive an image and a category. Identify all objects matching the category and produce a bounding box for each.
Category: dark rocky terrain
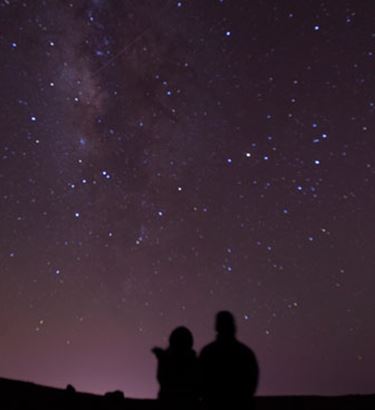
[0,377,374,409]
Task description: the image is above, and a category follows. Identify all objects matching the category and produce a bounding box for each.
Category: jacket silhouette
[152,326,199,408]
[199,311,259,408]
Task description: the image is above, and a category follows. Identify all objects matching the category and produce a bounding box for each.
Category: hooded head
[169,326,194,351]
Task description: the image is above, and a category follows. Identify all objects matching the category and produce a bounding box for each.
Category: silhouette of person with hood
[152,326,198,409]
[199,311,259,409]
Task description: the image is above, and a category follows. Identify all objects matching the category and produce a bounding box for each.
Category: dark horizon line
[1,376,374,400]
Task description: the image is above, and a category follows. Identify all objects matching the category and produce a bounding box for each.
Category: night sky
[1,0,374,399]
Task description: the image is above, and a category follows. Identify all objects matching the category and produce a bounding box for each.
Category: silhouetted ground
[1,377,374,409]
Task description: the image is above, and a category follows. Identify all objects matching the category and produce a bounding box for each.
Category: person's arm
[152,347,167,385]
[151,347,164,359]
[247,350,259,396]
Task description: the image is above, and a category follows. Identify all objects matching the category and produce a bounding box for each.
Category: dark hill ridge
[0,377,374,409]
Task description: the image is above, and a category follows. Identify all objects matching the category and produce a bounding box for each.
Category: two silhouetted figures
[152,311,259,409]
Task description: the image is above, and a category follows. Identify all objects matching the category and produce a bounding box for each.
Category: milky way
[0,0,374,398]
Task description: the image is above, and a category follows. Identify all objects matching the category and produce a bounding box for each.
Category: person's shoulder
[199,341,217,356]
[236,340,257,357]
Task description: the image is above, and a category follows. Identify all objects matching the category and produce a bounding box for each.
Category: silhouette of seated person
[152,326,198,408]
[199,311,259,409]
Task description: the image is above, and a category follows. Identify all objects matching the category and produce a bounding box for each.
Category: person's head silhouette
[169,326,194,351]
[215,311,236,339]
